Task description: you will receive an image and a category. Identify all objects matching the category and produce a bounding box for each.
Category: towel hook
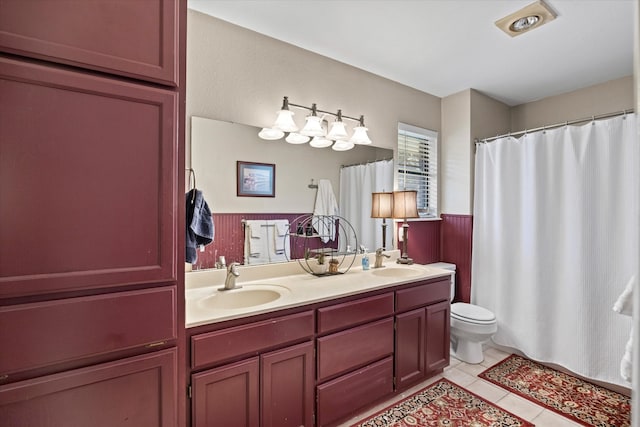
[308,179,318,189]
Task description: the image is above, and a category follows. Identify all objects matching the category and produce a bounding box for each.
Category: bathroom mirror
[189,116,394,268]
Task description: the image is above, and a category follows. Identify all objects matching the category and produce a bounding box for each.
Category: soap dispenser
[361,248,370,270]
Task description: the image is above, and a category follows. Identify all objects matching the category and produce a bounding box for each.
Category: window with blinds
[397,123,438,217]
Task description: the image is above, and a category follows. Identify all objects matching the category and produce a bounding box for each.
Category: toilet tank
[427,262,456,301]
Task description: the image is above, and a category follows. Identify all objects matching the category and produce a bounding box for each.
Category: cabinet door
[261,342,314,427]
[191,358,259,427]
[0,56,177,298]
[395,308,426,390]
[425,300,450,374]
[0,0,179,85]
[0,348,177,427]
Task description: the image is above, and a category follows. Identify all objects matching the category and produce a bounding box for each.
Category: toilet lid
[451,303,496,323]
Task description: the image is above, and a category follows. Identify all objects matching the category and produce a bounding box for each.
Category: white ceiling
[188,0,634,107]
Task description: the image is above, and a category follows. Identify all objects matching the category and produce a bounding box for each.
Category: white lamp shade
[300,115,325,137]
[371,192,394,218]
[273,109,298,133]
[309,137,333,148]
[327,120,348,140]
[258,128,285,140]
[349,125,372,145]
[392,190,419,219]
[332,140,355,151]
[285,133,310,144]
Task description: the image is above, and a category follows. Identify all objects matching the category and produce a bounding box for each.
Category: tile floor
[340,346,585,426]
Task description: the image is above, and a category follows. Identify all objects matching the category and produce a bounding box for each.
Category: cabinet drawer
[317,292,393,335]
[191,310,314,369]
[0,287,176,377]
[396,279,450,312]
[316,356,393,427]
[317,317,393,382]
[0,348,177,427]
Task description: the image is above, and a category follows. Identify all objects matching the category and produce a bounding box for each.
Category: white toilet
[429,262,497,364]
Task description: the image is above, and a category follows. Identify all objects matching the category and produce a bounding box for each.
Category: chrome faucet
[373,248,390,268]
[219,262,241,291]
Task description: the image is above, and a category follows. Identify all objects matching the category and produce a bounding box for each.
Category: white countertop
[186,252,453,328]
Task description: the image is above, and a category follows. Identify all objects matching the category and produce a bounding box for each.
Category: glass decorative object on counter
[289,214,358,276]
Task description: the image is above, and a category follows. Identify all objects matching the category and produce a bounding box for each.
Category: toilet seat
[451,303,496,325]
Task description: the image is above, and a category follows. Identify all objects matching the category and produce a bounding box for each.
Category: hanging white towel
[313,179,339,243]
[244,220,269,264]
[612,275,634,383]
[271,220,289,254]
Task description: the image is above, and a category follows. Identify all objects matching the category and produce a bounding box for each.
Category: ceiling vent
[495,0,557,37]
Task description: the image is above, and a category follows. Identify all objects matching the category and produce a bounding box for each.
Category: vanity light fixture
[392,190,419,265]
[495,0,556,37]
[259,96,372,151]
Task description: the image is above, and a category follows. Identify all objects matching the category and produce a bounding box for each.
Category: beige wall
[187,10,441,153]
[187,10,441,214]
[441,90,472,214]
[441,89,511,214]
[510,76,633,131]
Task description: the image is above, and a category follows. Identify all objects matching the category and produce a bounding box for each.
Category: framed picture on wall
[237,161,276,197]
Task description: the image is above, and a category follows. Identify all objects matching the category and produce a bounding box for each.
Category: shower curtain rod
[341,158,394,168]
[476,109,634,144]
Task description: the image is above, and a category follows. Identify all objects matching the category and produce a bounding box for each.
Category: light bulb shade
[258,127,285,140]
[309,137,333,148]
[327,120,348,140]
[331,140,355,151]
[392,190,419,219]
[349,125,372,145]
[273,109,298,133]
[300,115,325,137]
[285,133,310,144]
[371,192,393,218]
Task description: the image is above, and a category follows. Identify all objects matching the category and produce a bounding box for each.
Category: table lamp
[392,190,419,264]
[371,192,394,249]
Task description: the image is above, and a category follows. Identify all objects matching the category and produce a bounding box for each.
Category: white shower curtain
[340,160,394,252]
[472,114,638,387]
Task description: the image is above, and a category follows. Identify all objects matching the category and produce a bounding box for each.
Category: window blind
[397,128,438,217]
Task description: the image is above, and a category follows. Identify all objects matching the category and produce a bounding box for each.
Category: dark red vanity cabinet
[395,280,451,390]
[315,293,395,427]
[0,0,180,85]
[190,311,315,427]
[0,1,186,425]
[0,56,178,298]
[0,348,178,427]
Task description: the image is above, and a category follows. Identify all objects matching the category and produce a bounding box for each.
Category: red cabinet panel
[191,310,314,369]
[191,358,260,427]
[0,57,178,297]
[261,342,314,427]
[0,287,176,378]
[317,292,394,335]
[0,0,179,85]
[395,308,426,389]
[0,348,177,427]
[317,317,393,382]
[395,279,450,312]
[426,300,450,374]
[316,356,393,427]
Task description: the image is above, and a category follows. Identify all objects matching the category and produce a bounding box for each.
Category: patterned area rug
[351,378,534,427]
[478,354,631,427]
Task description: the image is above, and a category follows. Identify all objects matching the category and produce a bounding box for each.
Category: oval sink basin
[196,285,288,310]
[371,267,424,278]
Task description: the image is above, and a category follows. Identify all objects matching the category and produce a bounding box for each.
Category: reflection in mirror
[189,116,393,270]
